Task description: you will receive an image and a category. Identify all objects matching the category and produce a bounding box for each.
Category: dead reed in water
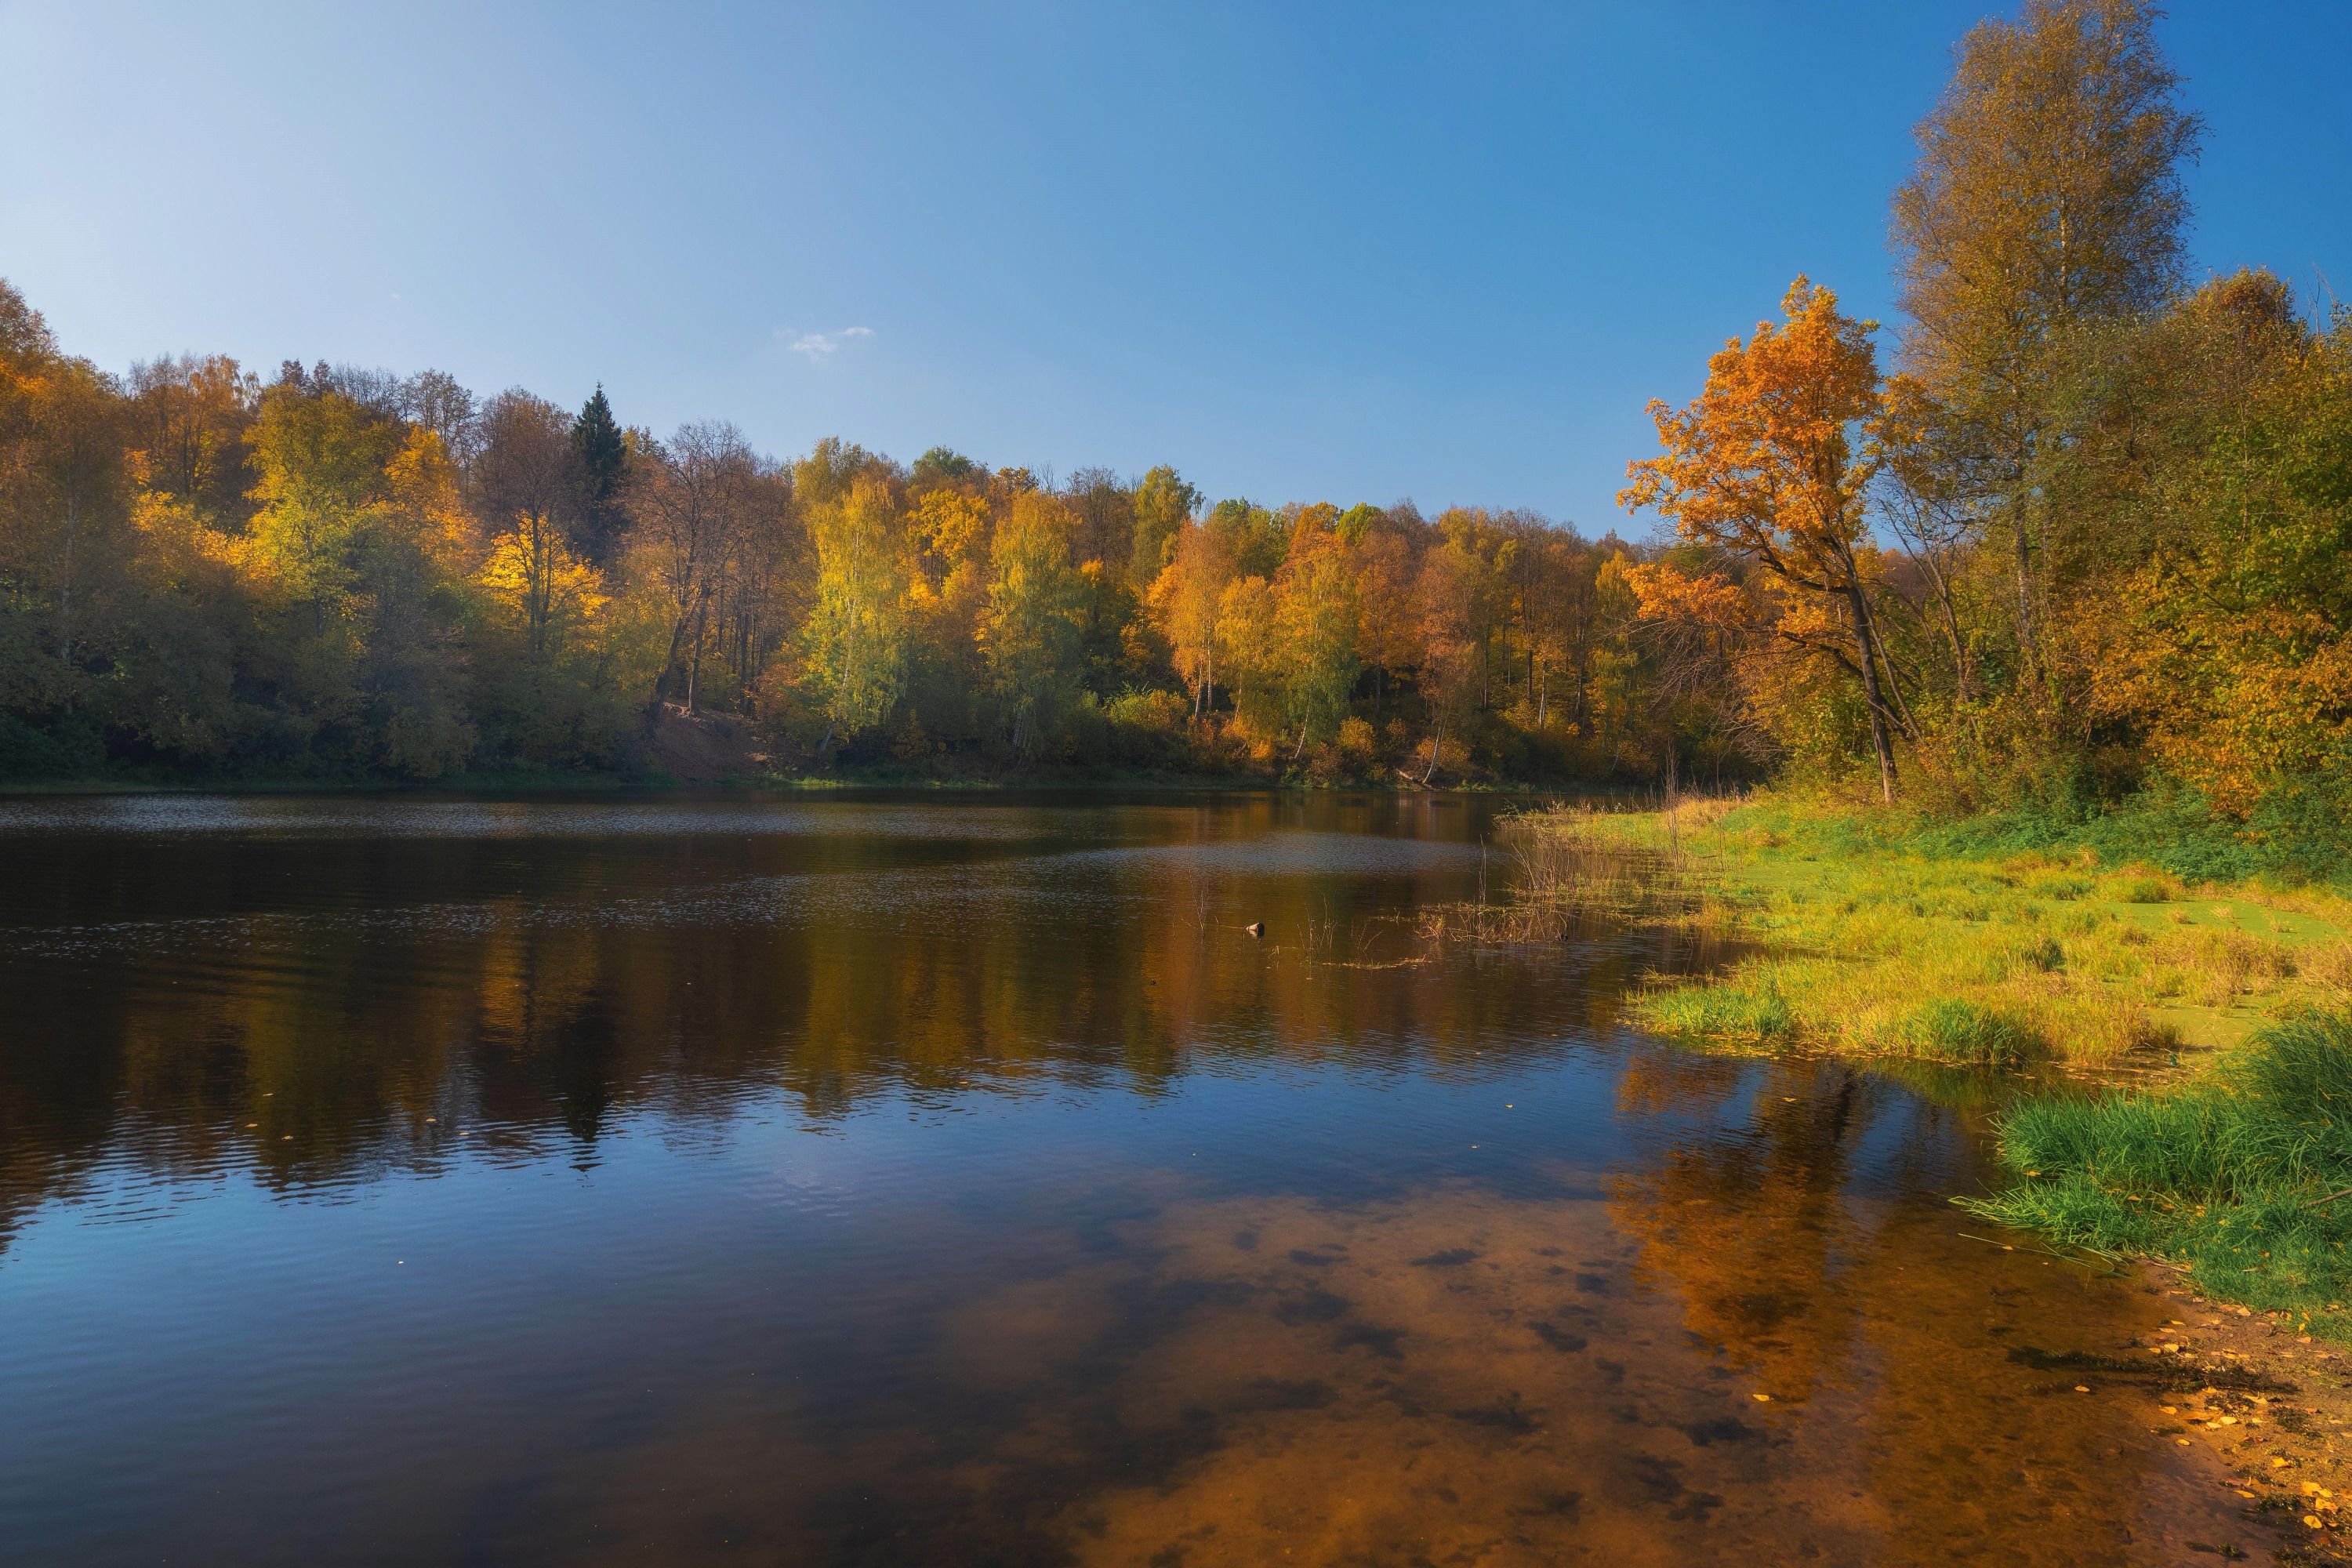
[1425,793,1738,945]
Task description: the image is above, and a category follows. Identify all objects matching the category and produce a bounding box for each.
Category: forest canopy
[2,0,2345,837]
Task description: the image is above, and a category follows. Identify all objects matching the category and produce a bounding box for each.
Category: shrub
[2103,865,2185,903]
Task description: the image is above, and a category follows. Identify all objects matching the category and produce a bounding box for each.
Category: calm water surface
[0,793,2252,1564]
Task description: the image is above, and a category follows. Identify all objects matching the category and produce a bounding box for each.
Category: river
[0,793,2255,1564]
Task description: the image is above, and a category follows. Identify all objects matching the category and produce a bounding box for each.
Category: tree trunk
[1844,579,1897,804]
[659,608,695,706]
[2013,504,2035,685]
[1423,720,1443,786]
[56,493,78,679]
[1918,544,1972,702]
[685,597,709,714]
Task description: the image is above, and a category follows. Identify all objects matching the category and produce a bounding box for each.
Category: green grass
[1635,976,1796,1047]
[1502,793,2352,1067]
[1963,1011,2352,1335]
[1907,775,2352,884]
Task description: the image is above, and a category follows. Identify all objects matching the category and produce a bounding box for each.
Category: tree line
[5,0,2345,825]
[0,305,1707,786]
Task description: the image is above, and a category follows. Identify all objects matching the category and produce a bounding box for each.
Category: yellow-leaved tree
[804,474,909,751]
[1148,520,1232,720]
[982,490,1087,757]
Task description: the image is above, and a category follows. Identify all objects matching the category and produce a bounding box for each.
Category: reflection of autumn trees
[0,798,1604,1225]
[1611,1057,1869,1403]
[1610,1049,2198,1560]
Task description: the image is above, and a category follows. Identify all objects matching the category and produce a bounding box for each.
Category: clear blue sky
[4,2,2347,532]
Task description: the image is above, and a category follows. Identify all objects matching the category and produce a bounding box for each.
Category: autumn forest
[4,0,2347,851]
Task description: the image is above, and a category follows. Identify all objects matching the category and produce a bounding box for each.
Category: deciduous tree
[1621,278,1907,800]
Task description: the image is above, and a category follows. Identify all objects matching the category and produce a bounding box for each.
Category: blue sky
[3,2,2347,532]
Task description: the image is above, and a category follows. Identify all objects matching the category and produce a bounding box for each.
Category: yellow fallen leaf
[1752,1393,1771,1403]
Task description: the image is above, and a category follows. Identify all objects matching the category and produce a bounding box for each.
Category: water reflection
[0,794,2255,1564]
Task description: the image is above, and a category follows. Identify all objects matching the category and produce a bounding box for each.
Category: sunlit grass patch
[2103,866,2187,904]
[1499,794,2352,1070]
[1634,976,1794,1049]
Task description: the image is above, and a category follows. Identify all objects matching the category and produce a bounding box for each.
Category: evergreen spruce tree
[570,384,628,562]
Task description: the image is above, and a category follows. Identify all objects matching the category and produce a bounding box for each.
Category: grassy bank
[1496,795,2352,1069]
[1964,1011,2352,1334]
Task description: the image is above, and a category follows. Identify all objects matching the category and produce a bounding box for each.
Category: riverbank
[1497,796,2352,1073]
[1964,1011,2352,1334]
[1490,795,2352,1364]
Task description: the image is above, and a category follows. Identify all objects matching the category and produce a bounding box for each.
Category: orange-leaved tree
[1620,278,1909,802]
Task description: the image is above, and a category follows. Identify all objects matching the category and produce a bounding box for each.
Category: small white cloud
[788,326,875,362]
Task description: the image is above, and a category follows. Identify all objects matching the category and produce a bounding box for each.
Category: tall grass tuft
[1966,1011,2352,1331]
[1899,998,2038,1065]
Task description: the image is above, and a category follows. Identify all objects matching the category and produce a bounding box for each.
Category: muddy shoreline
[2102,1261,2352,1563]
